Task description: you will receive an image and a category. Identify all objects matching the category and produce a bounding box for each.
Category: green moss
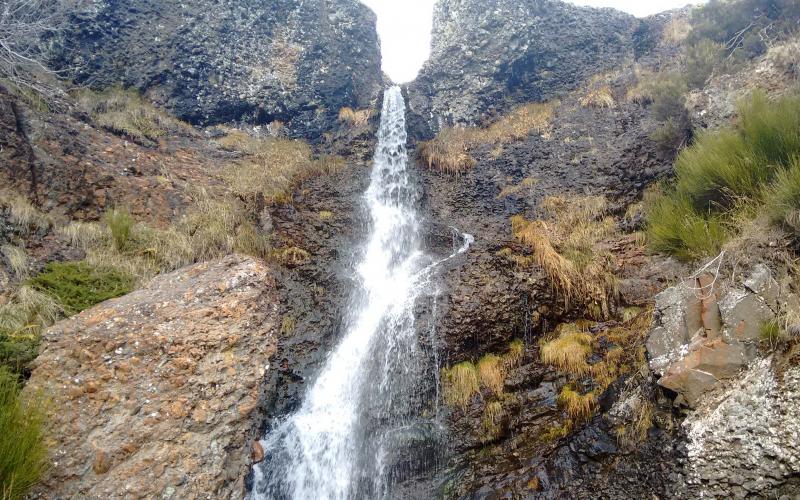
[29,262,134,315]
[0,367,47,499]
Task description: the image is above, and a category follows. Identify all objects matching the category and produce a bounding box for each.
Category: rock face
[54,0,383,135]
[24,255,280,499]
[682,358,800,497]
[647,264,790,407]
[405,0,640,136]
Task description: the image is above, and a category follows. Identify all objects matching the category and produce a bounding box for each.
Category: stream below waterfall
[249,86,472,499]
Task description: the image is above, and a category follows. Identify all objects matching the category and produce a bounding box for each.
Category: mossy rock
[29,262,135,315]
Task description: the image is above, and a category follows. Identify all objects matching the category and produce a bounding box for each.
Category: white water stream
[250,86,472,499]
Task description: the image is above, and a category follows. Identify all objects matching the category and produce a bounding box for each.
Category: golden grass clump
[481,401,504,440]
[580,85,616,109]
[497,177,538,199]
[442,361,480,409]
[0,193,52,235]
[75,86,193,143]
[615,399,655,449]
[418,102,554,174]
[338,107,373,127]
[477,354,505,396]
[662,17,692,45]
[1,246,28,280]
[511,195,619,317]
[558,386,597,421]
[277,247,311,267]
[504,339,525,368]
[540,325,593,376]
[220,134,344,205]
[417,127,477,174]
[319,211,334,221]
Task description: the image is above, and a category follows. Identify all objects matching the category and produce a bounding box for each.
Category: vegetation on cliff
[647,91,800,260]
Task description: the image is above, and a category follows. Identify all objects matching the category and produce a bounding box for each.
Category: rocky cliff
[53,0,383,136]
[405,0,646,137]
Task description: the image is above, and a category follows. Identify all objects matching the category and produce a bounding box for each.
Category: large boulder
[24,255,279,499]
[53,0,383,136]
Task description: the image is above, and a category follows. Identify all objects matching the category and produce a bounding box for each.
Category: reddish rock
[251,441,265,464]
[24,255,279,499]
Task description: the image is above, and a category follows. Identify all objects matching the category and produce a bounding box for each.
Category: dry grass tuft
[615,399,655,449]
[581,85,616,109]
[1,246,28,280]
[75,86,194,143]
[766,40,800,78]
[498,177,538,199]
[220,133,345,206]
[338,107,373,127]
[504,339,525,368]
[481,401,504,440]
[558,386,597,421]
[540,326,593,376]
[418,102,554,174]
[0,193,52,235]
[662,18,692,45]
[477,354,505,396]
[442,361,480,409]
[626,67,658,105]
[318,211,334,221]
[277,247,311,267]
[538,419,573,443]
[511,195,619,317]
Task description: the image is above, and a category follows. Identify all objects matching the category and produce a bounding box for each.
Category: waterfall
[249,86,471,499]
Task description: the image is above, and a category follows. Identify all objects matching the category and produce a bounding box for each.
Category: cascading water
[249,86,472,499]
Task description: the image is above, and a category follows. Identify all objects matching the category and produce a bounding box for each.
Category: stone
[24,255,280,499]
[251,441,265,464]
[719,289,773,342]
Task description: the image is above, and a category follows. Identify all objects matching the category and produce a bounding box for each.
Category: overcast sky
[360,0,705,83]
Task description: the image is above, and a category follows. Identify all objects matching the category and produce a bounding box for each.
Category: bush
[75,87,193,143]
[651,74,688,123]
[540,325,593,376]
[476,354,504,396]
[105,208,134,252]
[766,157,800,227]
[0,367,47,500]
[28,262,134,315]
[684,38,724,89]
[647,91,800,260]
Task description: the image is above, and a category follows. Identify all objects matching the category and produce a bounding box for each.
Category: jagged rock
[405,0,640,136]
[53,0,383,135]
[646,266,782,408]
[24,255,279,499]
[682,359,800,496]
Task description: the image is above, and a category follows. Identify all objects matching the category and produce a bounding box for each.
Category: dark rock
[53,0,384,137]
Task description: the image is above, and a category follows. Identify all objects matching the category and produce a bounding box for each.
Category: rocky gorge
[1,0,800,499]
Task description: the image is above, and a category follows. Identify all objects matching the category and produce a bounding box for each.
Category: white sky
[360,0,705,83]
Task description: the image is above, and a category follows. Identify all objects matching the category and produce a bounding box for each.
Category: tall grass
[0,367,47,500]
[647,91,800,260]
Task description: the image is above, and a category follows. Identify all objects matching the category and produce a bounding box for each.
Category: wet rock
[24,255,280,499]
[251,441,265,464]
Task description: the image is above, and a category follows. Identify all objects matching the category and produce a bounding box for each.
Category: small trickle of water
[249,86,471,499]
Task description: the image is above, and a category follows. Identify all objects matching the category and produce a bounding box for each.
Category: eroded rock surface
[54,0,383,135]
[25,255,279,499]
[406,0,639,135]
[647,265,788,407]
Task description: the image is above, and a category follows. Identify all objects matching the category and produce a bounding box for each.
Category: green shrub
[651,118,689,153]
[647,91,800,260]
[105,208,134,252]
[651,74,688,123]
[0,367,47,500]
[684,38,723,89]
[29,262,134,315]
